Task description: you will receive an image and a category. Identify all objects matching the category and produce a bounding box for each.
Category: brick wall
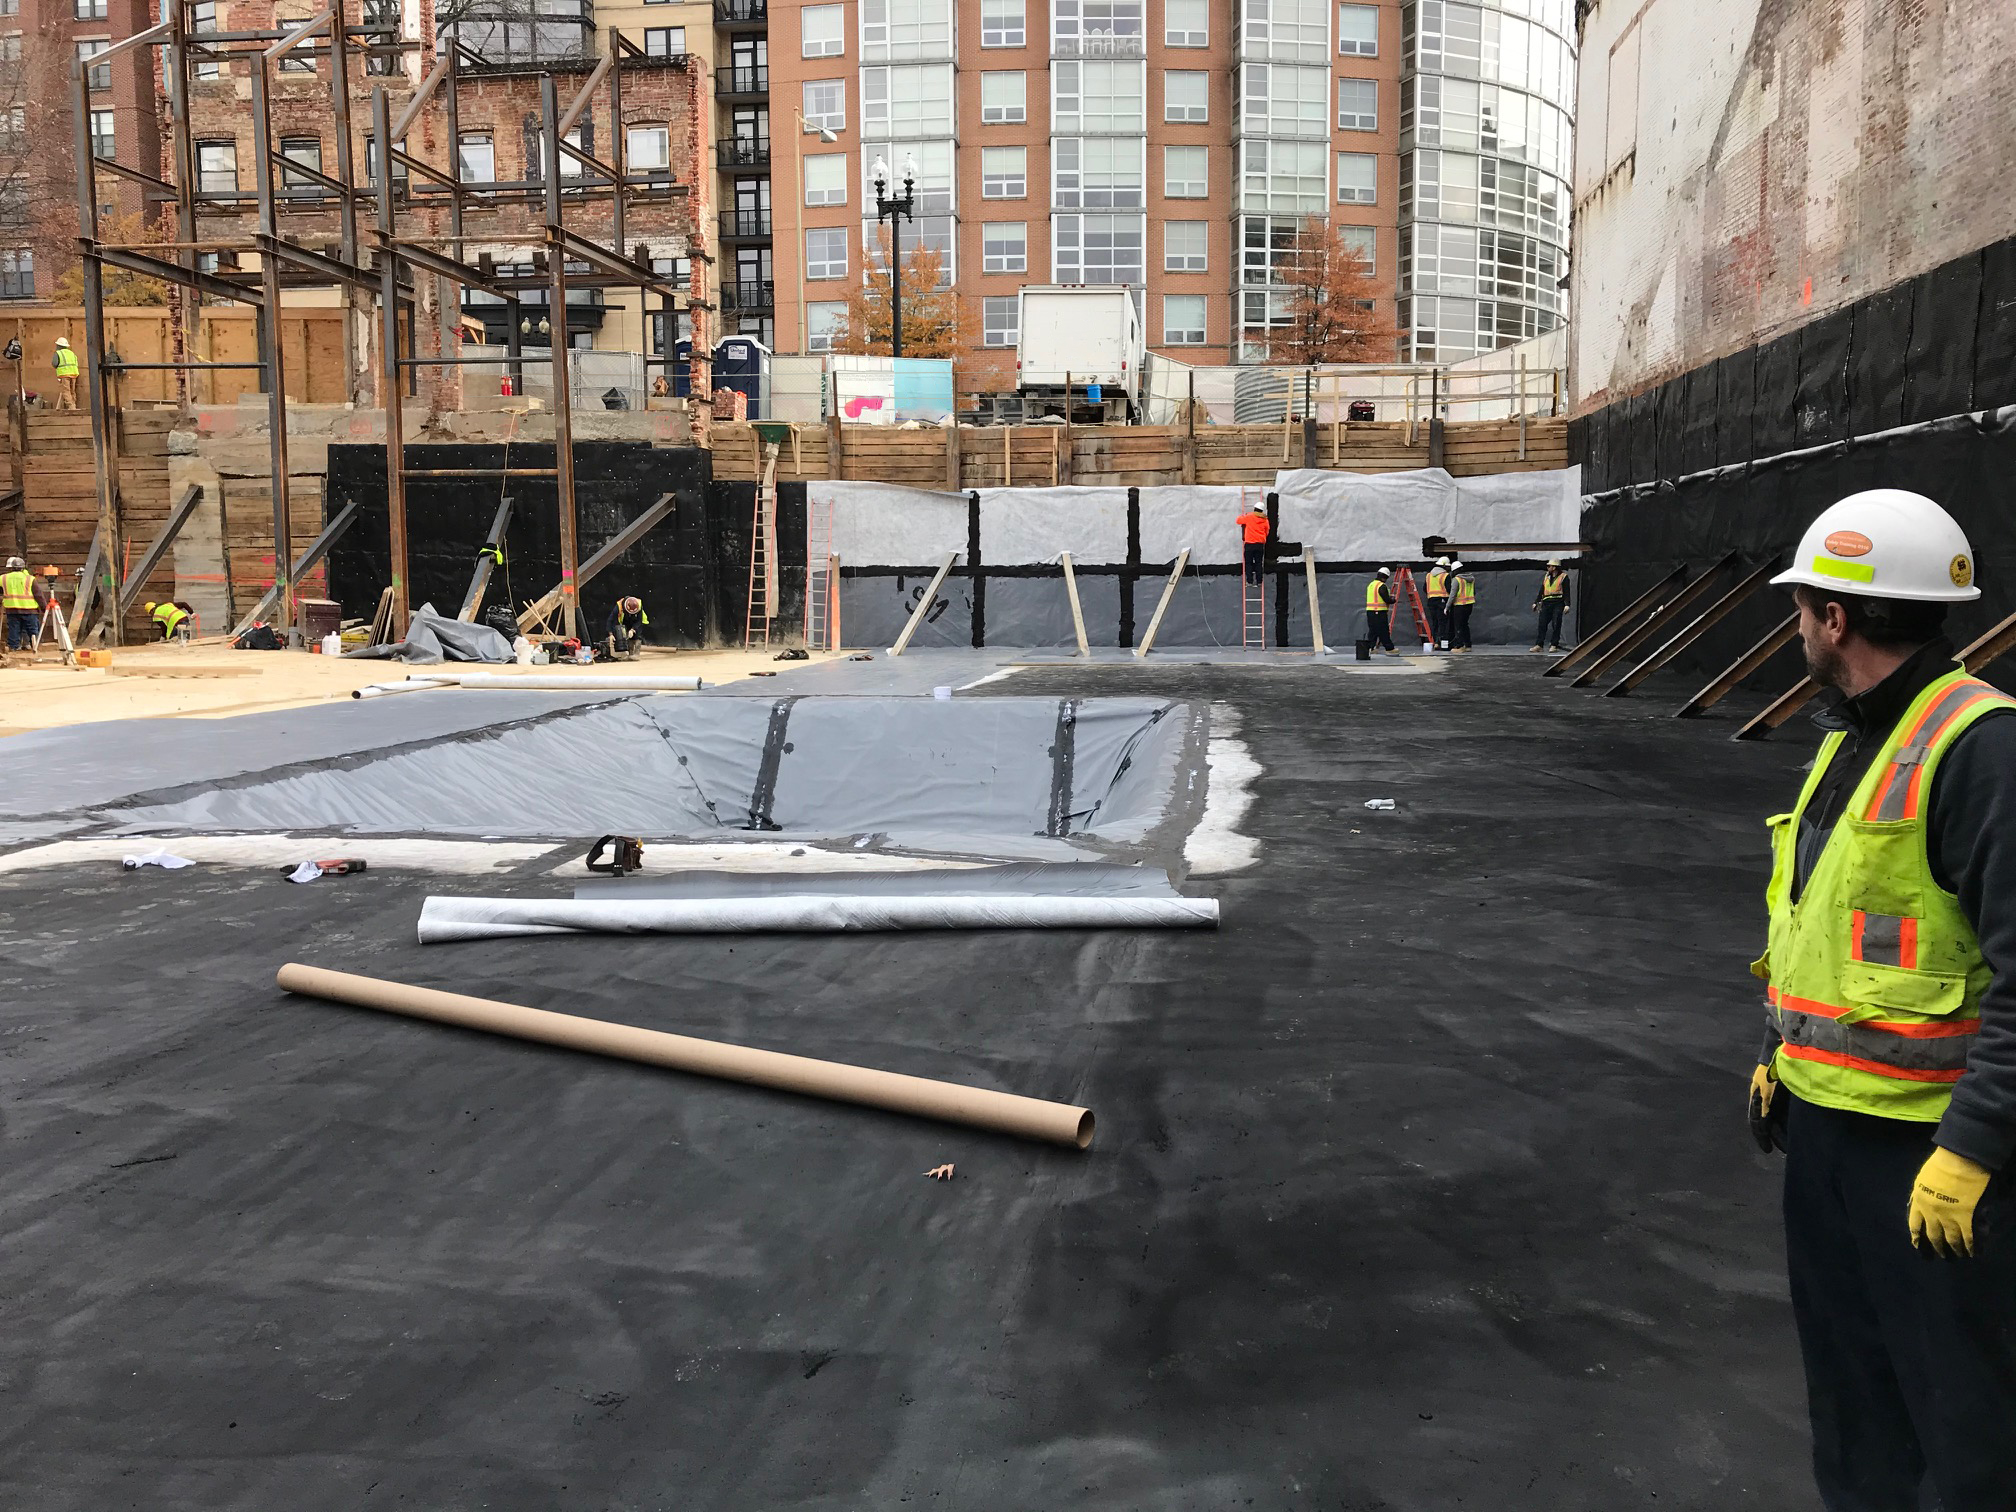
[1570,0,2016,412]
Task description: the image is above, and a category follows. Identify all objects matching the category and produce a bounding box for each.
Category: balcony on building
[1051,0,1145,57]
[719,63,769,99]
[721,278,774,312]
[713,0,767,28]
[444,0,596,67]
[719,207,773,239]
[718,137,772,172]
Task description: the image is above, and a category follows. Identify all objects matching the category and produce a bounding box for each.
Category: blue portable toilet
[712,336,772,419]
[669,338,693,398]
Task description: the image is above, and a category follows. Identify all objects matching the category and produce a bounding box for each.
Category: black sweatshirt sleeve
[1929,709,2016,1171]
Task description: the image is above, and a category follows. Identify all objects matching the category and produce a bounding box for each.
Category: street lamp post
[870,154,918,358]
[791,110,839,353]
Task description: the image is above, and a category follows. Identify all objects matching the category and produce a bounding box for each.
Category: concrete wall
[1570,0,2016,411]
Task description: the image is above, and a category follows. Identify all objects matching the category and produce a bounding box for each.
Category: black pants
[1783,1094,2016,1511]
[1536,599,1565,649]
[1243,542,1264,585]
[1364,608,1393,651]
[1427,598,1447,647]
[1448,603,1473,648]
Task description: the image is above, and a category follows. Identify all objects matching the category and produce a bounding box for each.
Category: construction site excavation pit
[99,695,1207,860]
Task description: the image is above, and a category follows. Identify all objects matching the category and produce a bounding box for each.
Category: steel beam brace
[1543,564,1689,678]
[117,484,205,616]
[514,492,679,632]
[1605,557,1781,698]
[458,495,516,622]
[1570,551,1739,687]
[230,499,361,636]
[1675,613,1800,719]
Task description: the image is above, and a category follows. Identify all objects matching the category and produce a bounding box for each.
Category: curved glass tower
[1397,0,1573,361]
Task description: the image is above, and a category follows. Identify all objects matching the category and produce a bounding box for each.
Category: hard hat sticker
[1824,530,1874,557]
[1811,556,1875,583]
[1951,555,1973,588]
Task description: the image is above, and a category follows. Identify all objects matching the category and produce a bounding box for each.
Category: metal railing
[718,138,771,170]
[719,208,773,238]
[1050,31,1145,56]
[714,0,766,22]
[721,64,768,94]
[722,279,774,311]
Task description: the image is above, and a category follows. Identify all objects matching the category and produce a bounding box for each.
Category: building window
[981,0,1024,45]
[628,124,671,173]
[1165,219,1207,272]
[861,138,954,212]
[983,294,1018,347]
[1242,139,1327,212]
[192,0,221,78]
[457,133,493,183]
[75,0,107,18]
[1337,76,1376,131]
[644,26,685,56]
[806,227,848,280]
[362,0,397,74]
[1338,2,1377,54]
[861,0,953,61]
[196,139,238,194]
[1053,0,1144,53]
[1164,294,1205,344]
[1165,0,1206,46]
[803,79,846,132]
[981,145,1025,198]
[1241,62,1328,136]
[804,152,847,205]
[88,108,114,160]
[1245,0,1329,59]
[981,221,1027,273]
[1053,212,1143,285]
[0,106,23,153]
[0,247,31,299]
[78,40,111,91]
[1052,59,1145,134]
[981,71,1026,123]
[1340,223,1375,271]
[1054,137,1143,208]
[862,64,953,135]
[280,136,322,192]
[801,5,843,57]
[1164,145,1207,198]
[276,14,316,71]
[0,0,17,16]
[365,133,408,187]
[1337,150,1377,203]
[1164,70,1207,123]
[807,300,846,352]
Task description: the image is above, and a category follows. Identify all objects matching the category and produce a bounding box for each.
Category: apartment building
[761,0,1568,383]
[710,0,773,346]
[0,0,160,301]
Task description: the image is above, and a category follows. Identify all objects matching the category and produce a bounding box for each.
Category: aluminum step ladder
[804,483,837,651]
[743,442,779,649]
[1242,570,1266,649]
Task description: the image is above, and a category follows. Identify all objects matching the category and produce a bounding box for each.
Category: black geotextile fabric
[0,661,1823,1508]
[710,477,807,642]
[1580,409,2016,691]
[324,442,712,647]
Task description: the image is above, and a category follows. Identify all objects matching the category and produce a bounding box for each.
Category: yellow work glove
[1747,1063,1782,1152]
[1908,1147,1993,1258]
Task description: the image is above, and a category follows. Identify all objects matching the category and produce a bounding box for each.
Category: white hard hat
[1448,560,1464,572]
[1770,489,1980,603]
[1546,558,1562,569]
[5,555,22,569]
[54,337,69,348]
[1435,556,1451,568]
[1376,566,1391,576]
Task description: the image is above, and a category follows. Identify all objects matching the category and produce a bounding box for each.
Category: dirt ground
[0,639,819,735]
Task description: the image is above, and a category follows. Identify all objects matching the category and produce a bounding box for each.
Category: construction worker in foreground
[1425,555,1452,650]
[52,337,79,411]
[1363,567,1396,654]
[1235,500,1270,586]
[145,599,193,642]
[1444,560,1475,652]
[2,555,36,661]
[1531,559,1570,653]
[605,596,648,660]
[1747,489,2016,1512]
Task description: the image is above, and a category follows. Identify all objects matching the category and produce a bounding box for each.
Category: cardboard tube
[276,963,1094,1150]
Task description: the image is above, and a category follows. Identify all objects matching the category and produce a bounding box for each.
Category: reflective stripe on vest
[0,569,33,610]
[1364,579,1388,610]
[1761,668,2016,1118]
[1451,576,1475,606]
[1426,570,1448,599]
[1541,572,1567,599]
[153,603,187,634]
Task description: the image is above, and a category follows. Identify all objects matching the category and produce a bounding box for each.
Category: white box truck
[1004,285,1143,423]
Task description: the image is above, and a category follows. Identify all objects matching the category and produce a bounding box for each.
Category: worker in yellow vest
[1530,558,1570,653]
[1445,560,1475,651]
[52,337,79,411]
[1362,566,1395,654]
[1425,555,1451,650]
[145,599,193,642]
[1,554,36,660]
[1747,489,2016,1511]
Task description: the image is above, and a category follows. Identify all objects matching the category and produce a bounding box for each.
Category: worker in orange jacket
[1236,502,1270,586]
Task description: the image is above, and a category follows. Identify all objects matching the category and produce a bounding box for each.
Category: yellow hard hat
[144,600,157,612]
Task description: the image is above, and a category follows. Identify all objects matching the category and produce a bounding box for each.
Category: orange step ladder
[1392,566,1433,649]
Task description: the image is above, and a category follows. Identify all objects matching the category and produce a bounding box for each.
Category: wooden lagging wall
[21,412,175,641]
[708,418,1570,487]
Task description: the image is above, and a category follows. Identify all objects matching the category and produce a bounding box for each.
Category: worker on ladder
[604,596,649,661]
[1426,556,1452,650]
[1363,567,1397,654]
[1531,559,1571,653]
[1236,500,1270,585]
[1445,561,1475,652]
[1,555,36,663]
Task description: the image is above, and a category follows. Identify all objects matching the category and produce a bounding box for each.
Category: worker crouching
[145,600,194,643]
[605,596,648,661]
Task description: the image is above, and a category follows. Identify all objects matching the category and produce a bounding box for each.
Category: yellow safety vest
[1426,569,1448,599]
[53,347,78,379]
[1540,571,1568,600]
[1450,574,1475,607]
[1759,669,2016,1121]
[152,602,189,636]
[0,568,33,611]
[1364,578,1389,611]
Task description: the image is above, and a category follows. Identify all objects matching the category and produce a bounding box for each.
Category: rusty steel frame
[70,9,701,645]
